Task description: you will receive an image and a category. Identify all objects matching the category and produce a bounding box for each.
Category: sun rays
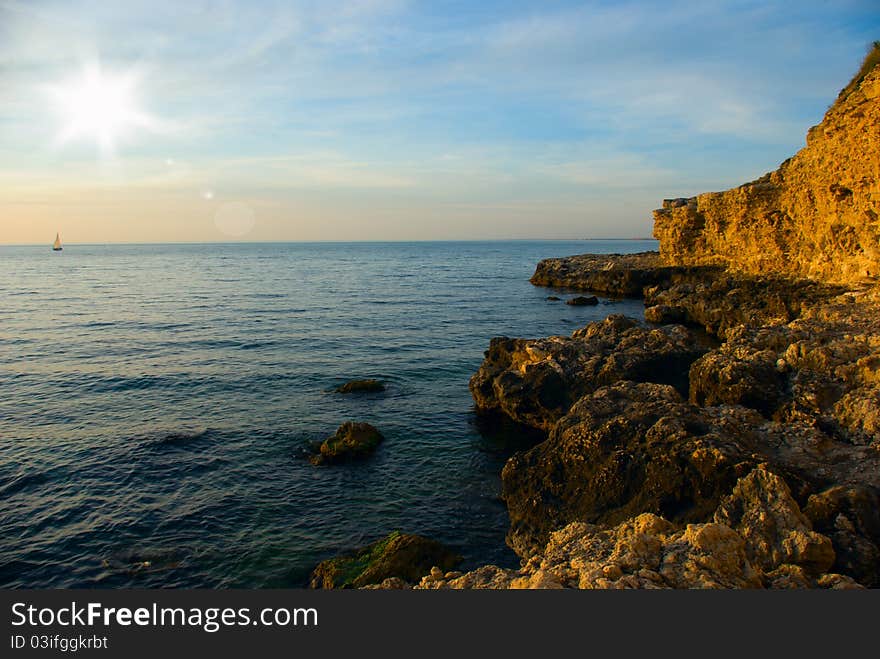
[48,61,158,157]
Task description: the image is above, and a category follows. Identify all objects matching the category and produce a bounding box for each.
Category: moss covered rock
[309,531,461,588]
[310,422,384,465]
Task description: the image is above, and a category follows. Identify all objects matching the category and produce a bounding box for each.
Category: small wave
[0,471,50,498]
[137,427,210,447]
[92,375,175,392]
[238,341,275,350]
[0,337,33,346]
[182,338,249,350]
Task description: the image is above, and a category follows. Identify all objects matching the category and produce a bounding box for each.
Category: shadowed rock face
[804,486,880,587]
[500,381,755,558]
[469,315,710,433]
[688,288,880,448]
[644,272,844,339]
[530,251,696,296]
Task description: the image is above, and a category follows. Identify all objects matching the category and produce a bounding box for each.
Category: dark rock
[469,315,709,432]
[545,296,561,301]
[803,485,880,587]
[566,295,599,306]
[686,294,880,446]
[335,379,385,393]
[643,272,843,339]
[689,347,787,417]
[530,251,696,297]
[644,304,686,324]
[309,531,461,588]
[501,381,755,557]
[309,422,384,465]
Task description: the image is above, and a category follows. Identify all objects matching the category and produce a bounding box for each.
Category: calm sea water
[0,240,655,588]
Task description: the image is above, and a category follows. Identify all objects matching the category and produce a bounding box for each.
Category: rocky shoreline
[311,47,880,590]
[317,254,879,589]
[456,257,880,589]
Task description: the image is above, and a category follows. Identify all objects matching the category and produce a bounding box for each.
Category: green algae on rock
[309,421,384,465]
[309,531,461,588]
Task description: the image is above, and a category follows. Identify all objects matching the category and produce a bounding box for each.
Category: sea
[0,239,656,588]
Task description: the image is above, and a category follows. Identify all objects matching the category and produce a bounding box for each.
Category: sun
[49,62,155,154]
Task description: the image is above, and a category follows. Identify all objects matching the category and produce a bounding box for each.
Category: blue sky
[1,0,878,242]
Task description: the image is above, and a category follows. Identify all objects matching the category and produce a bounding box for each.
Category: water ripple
[0,240,655,588]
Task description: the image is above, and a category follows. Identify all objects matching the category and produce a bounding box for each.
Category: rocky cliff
[653,46,880,285]
[363,47,880,590]
[475,48,880,589]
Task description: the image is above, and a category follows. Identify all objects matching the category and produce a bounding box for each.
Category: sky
[0,0,878,243]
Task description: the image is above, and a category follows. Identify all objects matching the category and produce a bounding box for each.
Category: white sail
[53,233,62,250]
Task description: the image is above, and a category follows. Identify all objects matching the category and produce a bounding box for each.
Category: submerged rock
[309,421,384,465]
[469,315,709,432]
[566,295,599,306]
[101,548,185,575]
[309,531,461,588]
[335,379,386,393]
[546,295,562,301]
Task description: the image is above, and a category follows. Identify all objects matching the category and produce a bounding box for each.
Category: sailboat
[52,233,63,252]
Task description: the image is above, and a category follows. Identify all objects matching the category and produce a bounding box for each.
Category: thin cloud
[1,1,878,242]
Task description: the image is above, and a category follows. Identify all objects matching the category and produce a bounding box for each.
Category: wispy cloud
[1,0,878,242]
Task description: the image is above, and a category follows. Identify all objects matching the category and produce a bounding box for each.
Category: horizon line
[0,237,659,247]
